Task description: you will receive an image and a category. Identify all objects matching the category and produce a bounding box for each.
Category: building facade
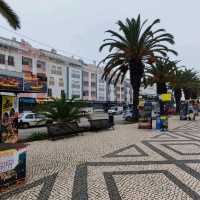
[0,36,138,112]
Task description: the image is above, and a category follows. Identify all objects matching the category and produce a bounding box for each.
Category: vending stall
[0,70,27,192]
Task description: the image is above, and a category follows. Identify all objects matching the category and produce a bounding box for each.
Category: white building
[67,59,83,99]
[0,36,135,109]
[97,67,107,102]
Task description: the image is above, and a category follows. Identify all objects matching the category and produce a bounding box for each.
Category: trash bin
[156,115,161,130]
[108,113,114,127]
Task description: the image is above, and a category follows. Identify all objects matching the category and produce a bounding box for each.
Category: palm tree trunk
[183,88,191,100]
[157,82,167,95]
[129,60,144,121]
[174,88,182,113]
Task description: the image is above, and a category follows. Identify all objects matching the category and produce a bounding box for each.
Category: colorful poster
[0,75,23,92]
[0,149,18,173]
[138,102,152,129]
[22,58,47,93]
[0,145,27,191]
[1,96,18,144]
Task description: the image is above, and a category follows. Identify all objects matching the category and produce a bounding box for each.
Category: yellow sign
[160,93,172,102]
[139,99,145,107]
[2,96,14,114]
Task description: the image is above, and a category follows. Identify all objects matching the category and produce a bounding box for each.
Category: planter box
[89,119,113,131]
[47,122,85,140]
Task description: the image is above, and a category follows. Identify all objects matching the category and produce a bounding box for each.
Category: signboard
[1,96,18,144]
[0,144,27,191]
[0,70,23,92]
[160,93,172,102]
[138,102,152,129]
[0,149,18,173]
[22,58,47,93]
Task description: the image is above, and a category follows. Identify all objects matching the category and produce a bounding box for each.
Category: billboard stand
[138,100,152,129]
[0,94,27,192]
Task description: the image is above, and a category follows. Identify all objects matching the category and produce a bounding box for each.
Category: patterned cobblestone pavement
[1,117,200,199]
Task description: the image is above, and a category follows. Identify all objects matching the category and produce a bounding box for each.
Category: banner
[22,58,47,93]
[138,102,152,129]
[0,75,23,92]
[1,96,18,144]
[0,145,27,191]
[0,149,18,173]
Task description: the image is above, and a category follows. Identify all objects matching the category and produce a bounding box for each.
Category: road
[18,114,125,141]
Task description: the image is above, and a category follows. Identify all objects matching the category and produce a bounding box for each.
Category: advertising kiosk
[138,100,152,129]
[0,71,27,192]
[159,93,172,131]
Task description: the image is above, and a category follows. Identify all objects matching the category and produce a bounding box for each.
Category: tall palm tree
[0,0,20,29]
[170,69,184,113]
[181,68,199,100]
[99,15,177,120]
[144,58,177,95]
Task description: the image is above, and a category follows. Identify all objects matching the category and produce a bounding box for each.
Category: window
[8,56,14,66]
[22,57,32,65]
[91,73,96,79]
[72,95,80,99]
[25,114,34,119]
[35,114,45,119]
[51,66,56,74]
[61,90,65,98]
[91,82,96,87]
[49,77,55,86]
[48,88,52,96]
[91,91,96,97]
[59,78,64,87]
[72,73,80,79]
[57,66,62,75]
[0,54,5,64]
[83,91,89,96]
[72,84,80,89]
[83,71,89,77]
[22,57,32,72]
[83,81,89,87]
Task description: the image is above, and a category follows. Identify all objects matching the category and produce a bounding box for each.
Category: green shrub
[28,132,48,141]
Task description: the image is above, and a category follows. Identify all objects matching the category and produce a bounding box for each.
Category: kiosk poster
[1,96,18,144]
[0,145,27,191]
[138,102,152,129]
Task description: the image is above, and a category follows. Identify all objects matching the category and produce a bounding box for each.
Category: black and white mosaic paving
[2,119,200,199]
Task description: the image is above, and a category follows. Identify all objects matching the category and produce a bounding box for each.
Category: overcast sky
[1,0,200,68]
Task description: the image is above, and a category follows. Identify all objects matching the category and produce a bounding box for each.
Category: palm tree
[36,96,86,122]
[170,68,200,113]
[181,69,199,100]
[0,0,20,29]
[99,15,177,120]
[170,69,184,113]
[145,58,177,95]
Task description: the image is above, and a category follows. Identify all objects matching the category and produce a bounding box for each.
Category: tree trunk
[174,88,182,113]
[183,88,191,100]
[129,60,144,121]
[157,82,167,95]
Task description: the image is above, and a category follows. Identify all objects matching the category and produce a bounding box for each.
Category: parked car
[123,109,135,121]
[18,112,53,128]
[108,106,123,115]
